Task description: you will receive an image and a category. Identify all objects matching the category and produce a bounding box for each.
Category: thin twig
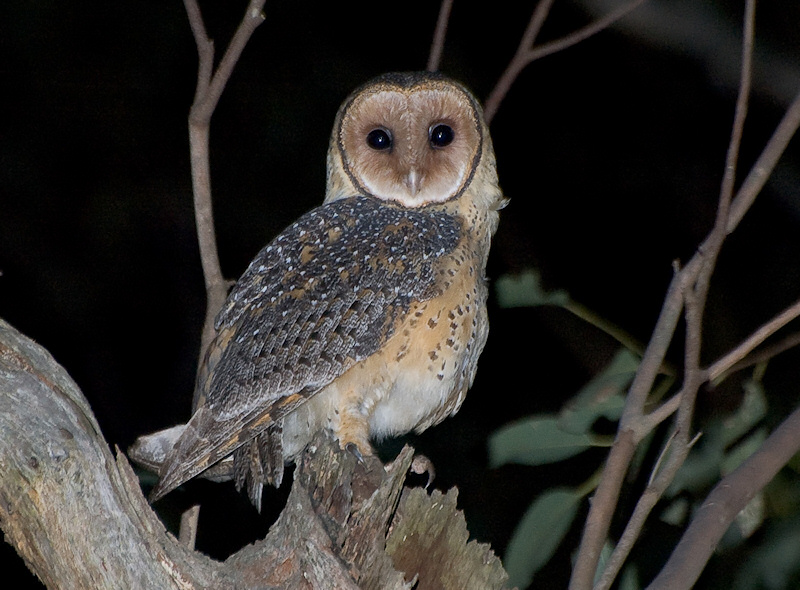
[187,0,267,124]
[427,0,454,72]
[640,390,682,434]
[675,0,755,415]
[594,430,691,590]
[673,0,755,449]
[634,297,800,438]
[483,0,645,124]
[727,89,800,233]
[720,330,800,378]
[483,0,554,125]
[524,0,647,68]
[180,0,267,548]
[638,297,800,433]
[609,4,756,588]
[184,0,267,362]
[568,263,692,590]
[706,297,800,383]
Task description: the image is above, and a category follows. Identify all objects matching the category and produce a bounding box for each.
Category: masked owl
[150,71,505,508]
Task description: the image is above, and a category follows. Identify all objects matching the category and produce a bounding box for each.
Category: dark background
[3,1,800,588]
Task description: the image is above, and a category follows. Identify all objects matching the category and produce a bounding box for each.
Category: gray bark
[0,318,509,589]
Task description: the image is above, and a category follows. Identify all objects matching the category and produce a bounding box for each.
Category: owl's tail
[148,407,267,505]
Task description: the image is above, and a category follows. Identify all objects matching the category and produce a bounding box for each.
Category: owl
[150,71,505,508]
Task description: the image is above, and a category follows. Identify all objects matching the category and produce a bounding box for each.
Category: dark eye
[366,128,393,150]
[429,124,454,148]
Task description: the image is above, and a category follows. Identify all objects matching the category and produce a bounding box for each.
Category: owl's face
[327,73,495,209]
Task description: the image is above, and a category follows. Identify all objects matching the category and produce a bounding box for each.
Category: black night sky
[3,1,800,588]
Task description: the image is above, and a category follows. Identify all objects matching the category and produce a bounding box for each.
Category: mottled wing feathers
[151,196,461,503]
[209,195,461,414]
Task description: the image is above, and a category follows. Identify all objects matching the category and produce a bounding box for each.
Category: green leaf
[666,437,724,497]
[720,380,767,447]
[722,427,767,475]
[660,497,690,527]
[731,517,800,590]
[488,415,598,468]
[504,487,582,588]
[619,564,641,590]
[594,541,615,586]
[558,348,639,434]
[494,269,570,308]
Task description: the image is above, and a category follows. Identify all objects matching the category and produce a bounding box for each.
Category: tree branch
[727,85,800,234]
[646,402,800,590]
[569,2,771,588]
[706,297,800,383]
[427,0,454,72]
[0,319,223,589]
[715,330,800,380]
[483,0,645,124]
[181,0,267,545]
[0,317,509,589]
[183,0,267,363]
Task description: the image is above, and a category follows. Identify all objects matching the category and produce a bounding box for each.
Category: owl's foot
[410,453,435,489]
[335,406,374,465]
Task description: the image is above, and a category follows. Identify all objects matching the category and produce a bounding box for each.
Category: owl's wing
[150,196,462,503]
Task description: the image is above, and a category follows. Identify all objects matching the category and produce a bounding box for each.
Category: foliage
[491,273,800,590]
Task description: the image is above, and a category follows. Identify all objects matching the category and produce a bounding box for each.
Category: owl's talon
[345,442,365,464]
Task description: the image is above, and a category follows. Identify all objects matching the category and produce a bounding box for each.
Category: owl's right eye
[366,128,393,151]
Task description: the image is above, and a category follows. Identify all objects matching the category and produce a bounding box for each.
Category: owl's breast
[366,238,490,438]
[274,203,493,459]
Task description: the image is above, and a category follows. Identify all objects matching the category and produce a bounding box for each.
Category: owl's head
[326,72,502,212]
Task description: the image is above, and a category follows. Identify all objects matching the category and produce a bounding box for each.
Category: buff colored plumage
[151,72,504,508]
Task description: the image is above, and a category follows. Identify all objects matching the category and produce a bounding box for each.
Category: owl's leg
[330,377,376,463]
[335,403,374,463]
[327,353,392,462]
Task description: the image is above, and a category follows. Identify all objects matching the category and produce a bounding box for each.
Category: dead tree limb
[0,318,509,589]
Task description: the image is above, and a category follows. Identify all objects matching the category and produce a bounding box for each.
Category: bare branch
[706,296,800,383]
[647,402,800,590]
[483,0,645,124]
[569,429,639,590]
[727,88,800,233]
[427,0,454,72]
[524,0,647,67]
[636,296,800,432]
[483,0,554,124]
[569,2,763,588]
[185,0,267,125]
[183,0,267,361]
[718,330,800,378]
[594,431,691,590]
[181,0,267,547]
[674,0,752,453]
[640,389,682,433]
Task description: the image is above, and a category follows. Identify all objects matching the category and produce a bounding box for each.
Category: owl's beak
[404,168,421,196]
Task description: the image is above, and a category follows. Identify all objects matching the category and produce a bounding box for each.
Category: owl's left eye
[429,124,455,148]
